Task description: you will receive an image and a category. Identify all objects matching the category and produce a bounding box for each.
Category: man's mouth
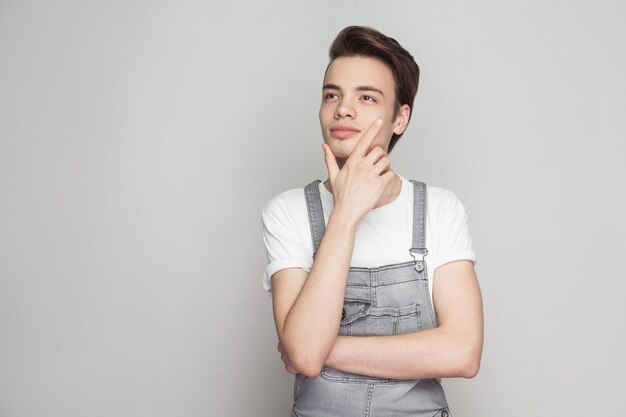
[330,126,361,139]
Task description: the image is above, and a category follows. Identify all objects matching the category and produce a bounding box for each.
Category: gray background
[1,1,625,416]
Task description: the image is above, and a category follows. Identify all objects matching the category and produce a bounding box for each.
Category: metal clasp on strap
[409,248,428,272]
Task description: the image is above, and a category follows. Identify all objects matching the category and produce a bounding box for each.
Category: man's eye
[325,93,339,100]
[362,95,376,102]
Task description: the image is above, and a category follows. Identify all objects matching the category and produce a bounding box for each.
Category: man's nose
[335,100,355,119]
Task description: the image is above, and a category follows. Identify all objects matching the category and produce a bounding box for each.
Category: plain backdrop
[1,1,625,416]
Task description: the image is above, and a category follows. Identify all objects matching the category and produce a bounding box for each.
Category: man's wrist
[325,335,346,368]
[328,208,360,231]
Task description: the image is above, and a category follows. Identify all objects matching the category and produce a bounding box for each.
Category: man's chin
[327,141,357,160]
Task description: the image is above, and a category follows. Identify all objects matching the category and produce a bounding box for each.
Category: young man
[262,26,483,417]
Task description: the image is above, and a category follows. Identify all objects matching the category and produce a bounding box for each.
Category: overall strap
[304,180,326,259]
[410,181,428,271]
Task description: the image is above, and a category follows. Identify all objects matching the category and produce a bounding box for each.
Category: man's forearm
[280,211,357,376]
[325,327,482,380]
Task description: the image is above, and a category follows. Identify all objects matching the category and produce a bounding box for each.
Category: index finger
[350,118,383,160]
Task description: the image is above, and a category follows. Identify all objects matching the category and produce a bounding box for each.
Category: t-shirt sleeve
[429,189,477,272]
[261,194,312,296]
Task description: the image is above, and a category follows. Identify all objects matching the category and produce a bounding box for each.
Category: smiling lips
[330,125,361,139]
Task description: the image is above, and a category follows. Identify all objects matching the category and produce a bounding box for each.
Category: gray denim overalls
[292,180,450,417]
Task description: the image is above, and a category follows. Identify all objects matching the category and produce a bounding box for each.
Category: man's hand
[322,118,396,225]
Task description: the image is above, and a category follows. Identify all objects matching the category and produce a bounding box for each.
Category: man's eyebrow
[322,83,385,97]
[322,83,342,91]
[355,86,385,97]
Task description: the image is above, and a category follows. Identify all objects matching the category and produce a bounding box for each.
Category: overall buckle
[409,248,428,272]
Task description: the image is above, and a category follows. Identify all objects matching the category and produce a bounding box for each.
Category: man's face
[319,55,409,161]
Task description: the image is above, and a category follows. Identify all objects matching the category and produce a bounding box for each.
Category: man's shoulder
[425,184,459,205]
[401,177,466,215]
[264,186,306,207]
[262,186,308,222]
[422,184,469,222]
[402,177,458,206]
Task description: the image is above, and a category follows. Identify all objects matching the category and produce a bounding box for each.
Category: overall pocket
[321,302,421,384]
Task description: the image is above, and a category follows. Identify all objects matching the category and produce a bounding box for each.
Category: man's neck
[323,173,402,210]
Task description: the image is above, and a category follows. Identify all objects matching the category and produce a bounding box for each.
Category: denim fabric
[293,181,450,417]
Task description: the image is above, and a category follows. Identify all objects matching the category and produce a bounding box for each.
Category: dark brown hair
[328,26,420,152]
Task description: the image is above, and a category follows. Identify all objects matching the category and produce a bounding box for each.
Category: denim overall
[292,180,450,417]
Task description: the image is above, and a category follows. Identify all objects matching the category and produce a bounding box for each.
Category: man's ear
[393,104,411,135]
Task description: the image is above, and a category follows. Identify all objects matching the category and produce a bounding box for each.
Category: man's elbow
[454,343,482,378]
[297,364,323,378]
[286,349,324,378]
[459,356,480,379]
[291,356,323,378]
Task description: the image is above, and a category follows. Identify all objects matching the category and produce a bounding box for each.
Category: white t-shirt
[261,175,476,302]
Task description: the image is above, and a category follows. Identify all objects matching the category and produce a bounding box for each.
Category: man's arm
[323,260,483,379]
[271,216,355,378]
[272,119,395,377]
